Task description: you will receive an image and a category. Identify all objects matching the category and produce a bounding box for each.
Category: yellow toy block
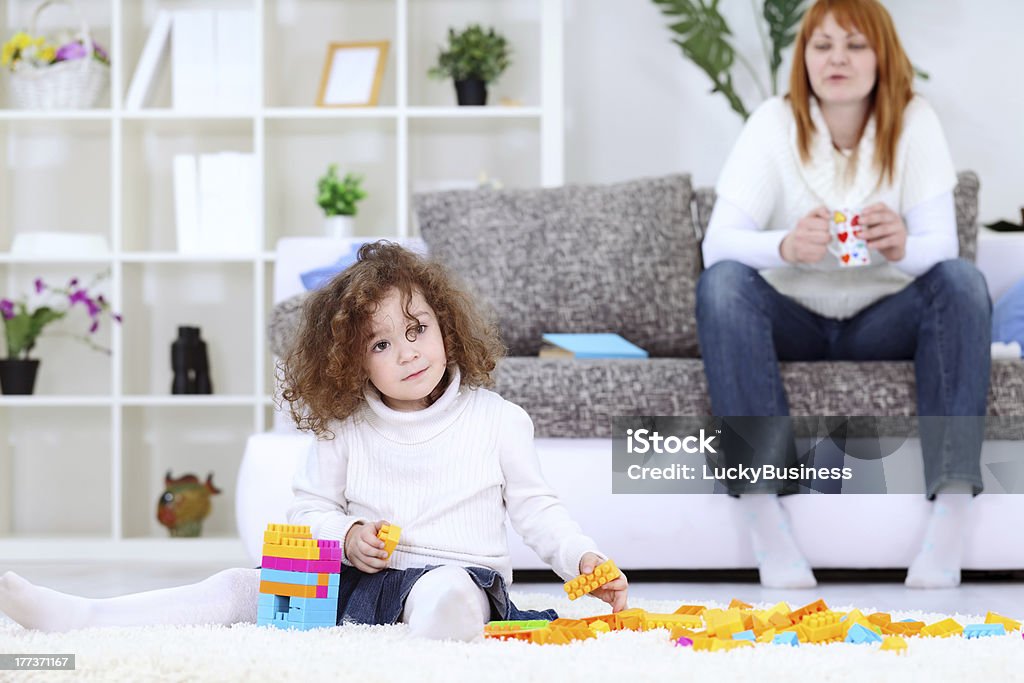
[921,618,963,638]
[563,559,621,600]
[263,523,311,545]
[615,608,647,631]
[262,536,321,560]
[258,580,320,599]
[644,613,703,631]
[755,628,777,643]
[788,598,829,624]
[802,612,844,643]
[673,604,707,616]
[377,523,401,558]
[693,638,753,652]
[985,612,1021,631]
[769,612,793,628]
[703,609,745,639]
[880,636,908,654]
[728,598,753,610]
[589,620,611,634]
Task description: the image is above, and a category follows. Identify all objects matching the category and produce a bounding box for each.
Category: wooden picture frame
[316,41,389,107]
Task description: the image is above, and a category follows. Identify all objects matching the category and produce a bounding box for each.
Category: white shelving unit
[0,0,563,562]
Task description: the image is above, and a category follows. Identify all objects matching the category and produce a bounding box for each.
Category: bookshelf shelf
[0,0,563,561]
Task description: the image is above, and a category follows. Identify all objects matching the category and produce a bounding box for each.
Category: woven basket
[7,0,109,109]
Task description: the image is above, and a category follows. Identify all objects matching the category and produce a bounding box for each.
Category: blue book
[540,333,648,359]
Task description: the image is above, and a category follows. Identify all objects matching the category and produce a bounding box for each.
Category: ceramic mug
[827,208,870,267]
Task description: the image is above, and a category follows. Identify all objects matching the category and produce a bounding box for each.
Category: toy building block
[563,559,621,600]
[613,608,647,632]
[693,638,753,652]
[377,524,401,559]
[880,636,907,653]
[675,636,693,647]
[703,609,745,639]
[732,629,756,641]
[802,612,844,643]
[263,523,311,545]
[788,599,829,624]
[755,628,778,644]
[258,579,339,599]
[262,537,321,561]
[728,598,753,610]
[673,604,707,616]
[772,632,800,646]
[846,623,883,645]
[259,568,341,587]
[644,613,703,631]
[485,620,550,634]
[588,620,611,635]
[985,612,1021,631]
[921,618,963,638]
[867,612,892,628]
[964,623,1006,639]
[882,620,924,637]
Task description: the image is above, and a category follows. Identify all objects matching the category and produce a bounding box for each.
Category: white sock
[0,568,259,632]
[401,565,490,641]
[740,494,817,589]
[905,481,974,589]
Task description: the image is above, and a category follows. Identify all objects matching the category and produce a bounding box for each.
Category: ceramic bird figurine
[157,471,221,537]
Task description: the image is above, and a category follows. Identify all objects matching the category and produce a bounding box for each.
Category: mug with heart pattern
[827,208,870,267]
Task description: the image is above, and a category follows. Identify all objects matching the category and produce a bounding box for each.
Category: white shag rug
[1,593,1023,683]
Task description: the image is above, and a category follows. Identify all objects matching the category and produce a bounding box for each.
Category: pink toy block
[316,586,327,599]
[261,556,284,570]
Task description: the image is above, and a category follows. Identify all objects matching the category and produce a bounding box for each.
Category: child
[0,241,627,639]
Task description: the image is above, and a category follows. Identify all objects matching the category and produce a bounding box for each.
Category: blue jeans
[696,259,992,498]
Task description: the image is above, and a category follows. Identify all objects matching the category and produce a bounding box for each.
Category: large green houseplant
[428,24,511,106]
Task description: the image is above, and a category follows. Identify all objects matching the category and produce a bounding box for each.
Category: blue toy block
[964,623,1006,639]
[732,629,756,641]
[772,632,799,646]
[287,596,339,612]
[259,568,341,587]
[287,608,337,625]
[845,623,883,644]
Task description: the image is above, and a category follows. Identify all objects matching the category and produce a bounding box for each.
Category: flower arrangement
[1,30,109,72]
[317,164,367,217]
[1,273,122,360]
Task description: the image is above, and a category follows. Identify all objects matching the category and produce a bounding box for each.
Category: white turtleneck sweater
[286,368,603,586]
[703,95,959,320]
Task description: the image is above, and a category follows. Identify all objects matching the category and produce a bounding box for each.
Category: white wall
[564,0,1023,225]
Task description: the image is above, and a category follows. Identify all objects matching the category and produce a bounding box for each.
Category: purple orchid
[34,278,46,294]
[69,288,89,306]
[0,299,14,320]
[89,319,100,334]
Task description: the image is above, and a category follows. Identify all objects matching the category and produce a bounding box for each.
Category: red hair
[788,0,914,185]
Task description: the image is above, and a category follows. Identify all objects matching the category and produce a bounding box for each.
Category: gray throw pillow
[415,174,700,357]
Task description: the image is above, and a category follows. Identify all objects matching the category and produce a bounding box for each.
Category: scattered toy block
[921,618,963,638]
[563,559,621,600]
[964,623,1006,639]
[772,631,799,646]
[377,524,401,559]
[985,612,1021,632]
[846,623,883,644]
[880,636,907,654]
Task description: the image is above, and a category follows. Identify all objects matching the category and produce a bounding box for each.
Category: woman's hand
[578,553,629,613]
[343,520,391,573]
[780,206,831,264]
[860,202,907,262]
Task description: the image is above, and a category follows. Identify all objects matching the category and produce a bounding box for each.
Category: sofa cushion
[494,357,1024,439]
[414,174,701,357]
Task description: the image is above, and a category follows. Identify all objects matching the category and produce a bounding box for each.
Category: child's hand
[579,552,629,613]
[344,520,391,573]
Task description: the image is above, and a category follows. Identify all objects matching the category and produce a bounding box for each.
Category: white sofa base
[237,433,1024,571]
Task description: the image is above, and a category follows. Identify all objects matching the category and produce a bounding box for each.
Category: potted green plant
[428,24,511,106]
[317,164,367,238]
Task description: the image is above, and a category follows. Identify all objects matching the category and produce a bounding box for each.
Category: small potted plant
[0,273,122,394]
[316,164,367,238]
[428,24,511,106]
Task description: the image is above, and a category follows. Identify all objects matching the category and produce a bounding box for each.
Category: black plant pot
[454,78,488,106]
[0,359,40,395]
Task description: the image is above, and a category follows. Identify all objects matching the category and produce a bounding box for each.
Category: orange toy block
[883,621,924,637]
[768,612,793,628]
[563,559,621,600]
[868,613,892,628]
[729,598,753,610]
[788,599,829,624]
[377,523,401,559]
[614,608,647,631]
[985,612,1022,631]
[921,618,963,638]
[258,580,320,599]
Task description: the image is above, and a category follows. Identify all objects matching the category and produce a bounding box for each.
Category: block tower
[257,523,342,630]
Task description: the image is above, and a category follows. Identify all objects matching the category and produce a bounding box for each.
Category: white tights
[0,564,490,641]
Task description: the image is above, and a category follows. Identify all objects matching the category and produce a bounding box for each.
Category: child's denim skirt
[334,564,558,626]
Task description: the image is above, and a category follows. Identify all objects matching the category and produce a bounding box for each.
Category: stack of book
[173,152,259,255]
[126,9,256,111]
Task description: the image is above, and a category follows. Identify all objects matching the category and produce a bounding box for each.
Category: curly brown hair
[280,241,505,437]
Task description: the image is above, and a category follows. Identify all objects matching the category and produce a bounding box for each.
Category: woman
[697,0,990,589]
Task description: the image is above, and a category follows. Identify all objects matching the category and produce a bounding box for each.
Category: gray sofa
[270,172,1023,438]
